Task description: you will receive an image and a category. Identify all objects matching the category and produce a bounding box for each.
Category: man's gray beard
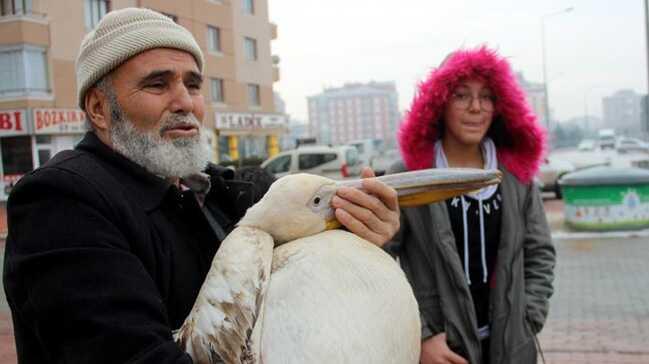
[108,103,211,179]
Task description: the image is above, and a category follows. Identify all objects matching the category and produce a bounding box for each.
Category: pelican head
[238,173,337,244]
[238,168,502,244]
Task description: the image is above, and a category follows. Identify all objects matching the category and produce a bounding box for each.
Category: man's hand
[421,333,468,364]
[331,167,400,247]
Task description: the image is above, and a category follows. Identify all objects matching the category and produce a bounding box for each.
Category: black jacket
[3,132,258,363]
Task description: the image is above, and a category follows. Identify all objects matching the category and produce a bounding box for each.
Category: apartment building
[307,81,400,147]
[0,0,284,199]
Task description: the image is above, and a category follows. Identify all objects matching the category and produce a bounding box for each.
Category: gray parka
[386,164,555,364]
[388,47,556,364]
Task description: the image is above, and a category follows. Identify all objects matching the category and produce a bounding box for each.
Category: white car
[537,157,575,198]
[261,145,362,180]
[616,137,649,154]
[346,139,384,171]
[577,139,596,151]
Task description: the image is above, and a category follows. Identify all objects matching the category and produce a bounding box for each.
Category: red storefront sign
[0,109,29,136]
[33,109,86,135]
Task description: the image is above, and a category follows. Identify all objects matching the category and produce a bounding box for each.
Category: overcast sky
[269,0,647,125]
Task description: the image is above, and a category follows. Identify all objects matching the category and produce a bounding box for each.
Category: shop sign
[0,109,29,136]
[215,112,288,130]
[33,108,87,135]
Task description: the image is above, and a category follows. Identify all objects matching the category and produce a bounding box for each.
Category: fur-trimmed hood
[398,47,546,183]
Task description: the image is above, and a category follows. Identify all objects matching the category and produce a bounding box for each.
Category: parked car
[577,139,596,151]
[369,149,403,176]
[346,138,384,171]
[537,157,575,198]
[261,145,362,180]
[616,137,649,154]
[598,129,616,150]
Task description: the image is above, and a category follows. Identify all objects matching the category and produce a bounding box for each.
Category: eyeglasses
[450,92,496,112]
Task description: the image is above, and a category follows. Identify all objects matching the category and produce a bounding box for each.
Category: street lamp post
[541,7,574,132]
[644,0,649,134]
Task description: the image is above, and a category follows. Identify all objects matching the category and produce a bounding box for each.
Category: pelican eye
[313,197,321,205]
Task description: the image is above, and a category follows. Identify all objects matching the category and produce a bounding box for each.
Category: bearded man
[2,8,400,363]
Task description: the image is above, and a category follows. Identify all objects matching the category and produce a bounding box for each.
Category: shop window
[84,0,109,29]
[37,149,51,165]
[35,135,51,144]
[0,46,50,98]
[1,136,33,175]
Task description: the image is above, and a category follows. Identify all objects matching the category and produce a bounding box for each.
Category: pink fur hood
[397,47,547,183]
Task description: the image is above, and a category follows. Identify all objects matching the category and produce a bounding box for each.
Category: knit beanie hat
[75,7,204,110]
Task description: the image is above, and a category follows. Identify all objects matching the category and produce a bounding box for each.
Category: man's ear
[84,87,110,132]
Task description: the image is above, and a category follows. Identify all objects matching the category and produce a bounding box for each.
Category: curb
[552,228,649,240]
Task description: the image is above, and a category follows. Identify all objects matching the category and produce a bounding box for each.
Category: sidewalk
[539,197,649,363]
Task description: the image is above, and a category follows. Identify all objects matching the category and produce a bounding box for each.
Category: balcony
[0,10,49,46]
[273,66,280,83]
[270,22,278,40]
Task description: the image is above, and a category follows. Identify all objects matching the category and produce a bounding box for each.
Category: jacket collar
[76,132,175,212]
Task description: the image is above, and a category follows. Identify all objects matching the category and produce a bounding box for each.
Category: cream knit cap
[75,7,204,109]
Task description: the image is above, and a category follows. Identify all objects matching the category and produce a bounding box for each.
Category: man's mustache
[159,113,201,136]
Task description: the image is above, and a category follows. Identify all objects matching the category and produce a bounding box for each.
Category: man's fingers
[445,351,468,364]
[332,194,391,238]
[361,177,399,212]
[361,166,375,178]
[334,208,383,244]
[336,186,394,224]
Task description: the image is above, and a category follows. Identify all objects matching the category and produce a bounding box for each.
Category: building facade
[307,81,400,148]
[0,0,284,199]
[603,89,644,136]
[516,72,547,126]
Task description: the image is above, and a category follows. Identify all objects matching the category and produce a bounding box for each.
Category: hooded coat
[387,47,555,364]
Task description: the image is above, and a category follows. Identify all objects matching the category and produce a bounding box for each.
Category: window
[1,136,33,175]
[1,0,32,15]
[244,37,257,61]
[242,0,254,14]
[265,155,291,174]
[247,84,260,106]
[0,46,49,97]
[207,26,222,53]
[210,78,224,103]
[85,0,109,29]
[298,153,336,170]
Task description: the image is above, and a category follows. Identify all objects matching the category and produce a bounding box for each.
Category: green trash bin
[559,166,649,231]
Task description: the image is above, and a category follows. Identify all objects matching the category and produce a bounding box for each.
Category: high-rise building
[307,81,400,147]
[0,0,285,199]
[603,89,644,135]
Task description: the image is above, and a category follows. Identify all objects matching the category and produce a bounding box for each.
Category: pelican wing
[175,226,274,364]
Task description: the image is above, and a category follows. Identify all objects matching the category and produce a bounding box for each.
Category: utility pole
[644,0,649,134]
[540,7,574,133]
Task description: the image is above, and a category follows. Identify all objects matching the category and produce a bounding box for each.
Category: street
[0,199,648,363]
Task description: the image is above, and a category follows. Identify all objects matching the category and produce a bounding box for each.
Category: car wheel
[554,182,562,199]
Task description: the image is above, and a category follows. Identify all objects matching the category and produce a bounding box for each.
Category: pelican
[175,168,502,364]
